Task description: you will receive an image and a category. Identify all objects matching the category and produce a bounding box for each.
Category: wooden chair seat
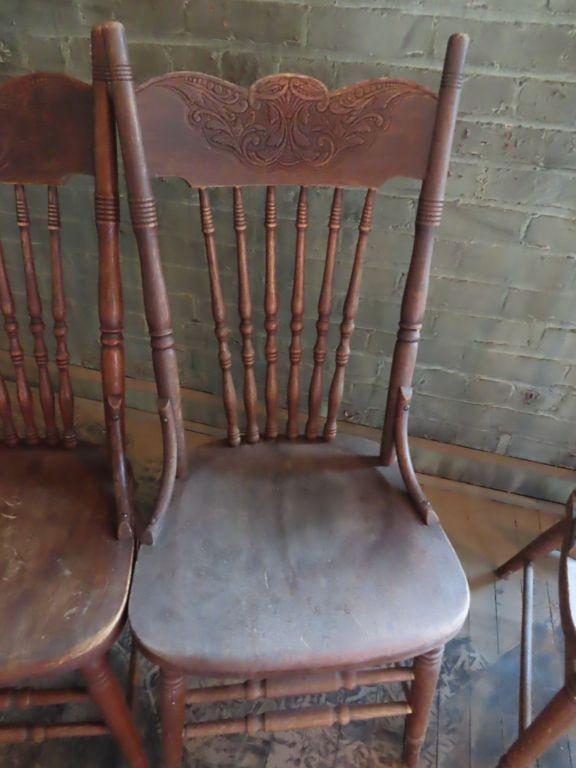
[0,443,134,686]
[129,435,469,675]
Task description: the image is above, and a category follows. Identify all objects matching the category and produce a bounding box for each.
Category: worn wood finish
[15,184,59,445]
[404,646,444,767]
[103,21,469,767]
[83,657,147,768]
[129,436,469,674]
[185,700,412,739]
[0,39,146,767]
[264,185,279,439]
[102,26,187,479]
[133,75,438,189]
[381,35,468,464]
[0,235,38,444]
[160,668,186,768]
[199,187,241,446]
[519,562,534,733]
[495,518,565,579]
[305,187,342,440]
[233,186,259,443]
[287,186,308,439]
[324,188,375,441]
[185,666,415,704]
[0,444,133,685]
[47,185,76,447]
[0,374,17,446]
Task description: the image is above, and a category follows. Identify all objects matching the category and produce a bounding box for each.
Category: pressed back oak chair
[0,28,146,767]
[102,21,470,768]
[496,491,576,767]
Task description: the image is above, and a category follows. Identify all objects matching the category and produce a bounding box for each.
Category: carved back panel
[104,22,468,466]
[136,73,437,187]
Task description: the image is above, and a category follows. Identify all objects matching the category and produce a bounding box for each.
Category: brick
[503,288,576,323]
[525,215,576,253]
[537,327,576,360]
[483,167,576,212]
[185,0,305,45]
[462,346,568,386]
[517,79,576,126]
[434,17,576,74]
[441,203,528,245]
[507,435,575,469]
[457,243,575,291]
[434,312,532,348]
[465,377,514,405]
[454,120,548,166]
[459,74,516,118]
[428,277,506,315]
[308,8,433,58]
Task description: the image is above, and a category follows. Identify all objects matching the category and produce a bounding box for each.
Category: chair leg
[403,646,443,768]
[160,666,186,768]
[83,654,148,768]
[497,678,576,767]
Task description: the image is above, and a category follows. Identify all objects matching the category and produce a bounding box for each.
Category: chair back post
[101,20,188,478]
[560,491,576,683]
[380,33,469,465]
[92,25,134,539]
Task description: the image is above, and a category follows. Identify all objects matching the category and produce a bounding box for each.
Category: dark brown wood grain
[305,187,342,441]
[264,185,279,439]
[199,187,241,446]
[233,186,259,443]
[0,34,146,766]
[324,188,375,441]
[135,72,438,188]
[0,219,39,444]
[103,21,469,768]
[286,186,308,440]
[48,185,76,448]
[15,184,59,445]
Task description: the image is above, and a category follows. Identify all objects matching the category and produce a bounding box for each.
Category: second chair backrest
[102,22,468,477]
[0,29,132,538]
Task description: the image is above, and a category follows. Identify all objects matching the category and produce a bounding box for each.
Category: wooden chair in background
[103,21,470,768]
[497,491,576,767]
[0,28,146,767]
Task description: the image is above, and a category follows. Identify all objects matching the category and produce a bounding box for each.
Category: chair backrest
[0,29,130,537]
[102,22,468,471]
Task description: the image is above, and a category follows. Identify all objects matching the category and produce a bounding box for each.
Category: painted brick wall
[1,1,576,468]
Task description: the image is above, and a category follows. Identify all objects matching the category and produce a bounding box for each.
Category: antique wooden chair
[497,491,576,767]
[0,28,146,766]
[103,21,470,768]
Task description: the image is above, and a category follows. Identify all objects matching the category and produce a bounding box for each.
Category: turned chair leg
[403,646,443,768]
[160,666,186,768]
[497,678,576,768]
[83,654,148,768]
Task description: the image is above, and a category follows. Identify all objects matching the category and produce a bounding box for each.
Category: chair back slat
[264,185,279,440]
[199,187,241,446]
[0,230,39,444]
[233,186,259,443]
[48,186,76,447]
[324,189,375,441]
[0,373,18,446]
[15,184,59,445]
[305,187,343,440]
[286,186,308,440]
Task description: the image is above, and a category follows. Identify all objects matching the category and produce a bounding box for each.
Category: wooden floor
[1,398,575,767]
